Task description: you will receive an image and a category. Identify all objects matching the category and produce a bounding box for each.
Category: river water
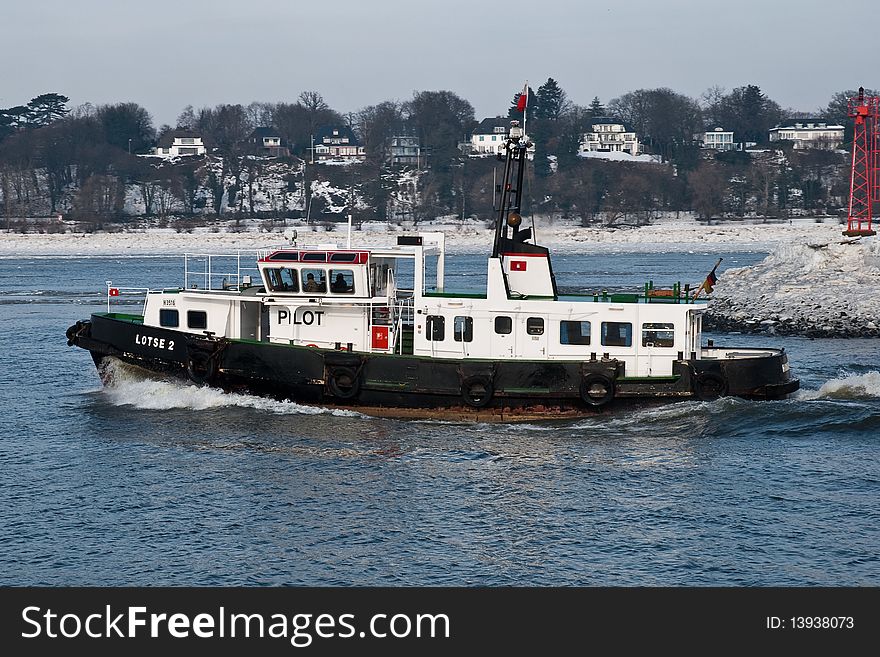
[1,251,878,585]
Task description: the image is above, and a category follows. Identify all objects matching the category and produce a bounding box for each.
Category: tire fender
[580,373,615,407]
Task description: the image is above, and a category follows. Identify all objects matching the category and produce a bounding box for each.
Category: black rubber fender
[579,373,615,407]
[693,371,728,401]
[186,350,217,385]
[327,366,361,399]
[66,320,84,346]
[460,375,494,408]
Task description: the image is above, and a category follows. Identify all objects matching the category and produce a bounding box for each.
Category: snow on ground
[706,238,880,337]
[0,218,845,257]
[578,151,664,164]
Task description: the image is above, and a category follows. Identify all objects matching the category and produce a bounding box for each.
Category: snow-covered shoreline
[705,239,880,337]
[0,219,845,257]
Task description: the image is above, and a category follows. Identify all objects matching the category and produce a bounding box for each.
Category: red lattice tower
[845,87,879,236]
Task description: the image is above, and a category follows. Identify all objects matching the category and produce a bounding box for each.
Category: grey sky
[1,0,875,127]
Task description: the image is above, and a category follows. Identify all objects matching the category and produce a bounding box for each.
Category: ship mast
[492,120,532,257]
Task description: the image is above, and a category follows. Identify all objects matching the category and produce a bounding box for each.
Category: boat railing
[105,282,150,316]
[391,297,415,353]
[184,252,263,291]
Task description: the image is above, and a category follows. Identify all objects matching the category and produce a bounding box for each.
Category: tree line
[0,82,869,226]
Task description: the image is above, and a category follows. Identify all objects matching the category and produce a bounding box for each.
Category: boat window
[526,317,544,335]
[301,268,326,294]
[642,322,675,348]
[159,309,179,328]
[266,267,298,292]
[495,316,512,334]
[601,321,632,347]
[329,252,358,262]
[560,320,591,345]
[427,315,445,341]
[329,269,354,294]
[187,310,208,330]
[454,316,473,342]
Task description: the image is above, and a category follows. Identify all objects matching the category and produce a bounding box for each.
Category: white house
[768,119,844,150]
[701,127,735,151]
[153,130,207,157]
[470,117,534,158]
[580,117,640,155]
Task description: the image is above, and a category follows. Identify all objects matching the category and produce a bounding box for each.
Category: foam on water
[98,358,362,417]
[798,371,880,400]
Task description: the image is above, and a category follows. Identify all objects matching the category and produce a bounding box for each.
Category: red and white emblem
[510,260,527,272]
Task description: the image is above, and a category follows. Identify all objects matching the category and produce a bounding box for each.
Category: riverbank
[0,219,845,257]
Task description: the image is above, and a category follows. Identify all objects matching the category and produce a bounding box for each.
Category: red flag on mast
[516,83,528,113]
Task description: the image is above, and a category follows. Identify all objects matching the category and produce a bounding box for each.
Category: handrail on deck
[183,251,262,291]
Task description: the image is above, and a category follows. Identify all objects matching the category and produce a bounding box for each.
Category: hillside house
[247,127,290,157]
[768,119,844,150]
[388,134,424,167]
[469,117,534,158]
[579,118,640,155]
[313,126,365,161]
[701,127,736,151]
[153,130,207,157]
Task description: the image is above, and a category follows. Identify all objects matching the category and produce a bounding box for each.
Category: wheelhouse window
[642,323,675,348]
[495,316,512,334]
[560,320,591,345]
[454,316,473,342]
[159,309,179,327]
[187,310,208,330]
[266,267,298,292]
[601,321,632,347]
[526,317,544,335]
[426,315,445,341]
[301,268,326,293]
[329,269,354,294]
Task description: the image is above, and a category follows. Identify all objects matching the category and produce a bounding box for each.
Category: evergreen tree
[536,78,567,120]
[96,102,156,153]
[588,96,606,117]
[27,93,70,126]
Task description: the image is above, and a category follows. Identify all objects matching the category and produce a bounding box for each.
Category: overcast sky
[1,0,876,127]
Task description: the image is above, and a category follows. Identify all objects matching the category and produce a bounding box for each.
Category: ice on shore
[706,237,880,337]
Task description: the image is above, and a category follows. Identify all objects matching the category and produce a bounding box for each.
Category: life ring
[186,350,217,385]
[693,371,728,401]
[306,343,319,348]
[461,375,494,408]
[327,366,360,399]
[580,373,615,407]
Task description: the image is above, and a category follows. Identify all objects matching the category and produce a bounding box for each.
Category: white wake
[798,371,880,400]
[97,358,361,417]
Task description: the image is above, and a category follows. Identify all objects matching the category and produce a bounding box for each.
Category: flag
[109,287,120,296]
[704,269,718,293]
[511,260,527,272]
[695,258,722,298]
[516,83,528,113]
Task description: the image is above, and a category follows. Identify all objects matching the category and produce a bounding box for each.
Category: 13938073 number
[790,616,854,629]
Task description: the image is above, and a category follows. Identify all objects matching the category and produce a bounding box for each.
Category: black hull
[67,314,800,421]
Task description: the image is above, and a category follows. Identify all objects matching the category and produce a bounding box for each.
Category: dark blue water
[1,251,878,586]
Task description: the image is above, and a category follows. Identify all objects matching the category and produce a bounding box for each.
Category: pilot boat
[67,119,799,420]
